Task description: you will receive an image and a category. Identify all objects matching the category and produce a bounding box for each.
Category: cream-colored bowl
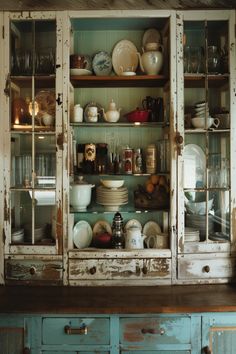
[100,179,124,189]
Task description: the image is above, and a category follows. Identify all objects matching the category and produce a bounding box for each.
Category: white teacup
[145,233,169,249]
[191,117,219,129]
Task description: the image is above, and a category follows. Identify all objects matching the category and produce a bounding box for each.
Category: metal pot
[125,108,149,123]
[70,176,94,211]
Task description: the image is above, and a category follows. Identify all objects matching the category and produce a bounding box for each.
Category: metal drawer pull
[141,328,165,335]
[64,324,88,335]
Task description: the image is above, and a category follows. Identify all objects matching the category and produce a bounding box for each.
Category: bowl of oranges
[134,174,170,209]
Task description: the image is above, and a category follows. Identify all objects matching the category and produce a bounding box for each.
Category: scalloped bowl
[100,179,124,189]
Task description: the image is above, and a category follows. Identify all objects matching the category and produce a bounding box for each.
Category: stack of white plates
[12,228,24,243]
[96,185,128,211]
[186,214,214,241]
[185,227,200,242]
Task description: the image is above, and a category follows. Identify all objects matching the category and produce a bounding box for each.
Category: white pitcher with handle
[125,226,147,250]
[137,43,164,75]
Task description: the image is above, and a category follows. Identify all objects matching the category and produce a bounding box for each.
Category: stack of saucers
[185,214,214,241]
[96,185,128,211]
[194,101,209,118]
[12,228,24,243]
[184,227,200,242]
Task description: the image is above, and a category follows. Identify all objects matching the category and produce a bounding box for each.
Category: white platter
[124,219,142,231]
[142,28,161,46]
[93,220,112,239]
[73,220,93,249]
[183,144,206,188]
[112,39,139,76]
[143,221,161,237]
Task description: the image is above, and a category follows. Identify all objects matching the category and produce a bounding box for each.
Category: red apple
[95,232,112,248]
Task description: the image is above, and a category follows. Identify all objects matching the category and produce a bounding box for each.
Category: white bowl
[185,198,214,215]
[191,117,214,129]
[100,179,124,189]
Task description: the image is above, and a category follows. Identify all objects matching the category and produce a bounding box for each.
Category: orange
[159,175,166,186]
[150,174,160,185]
[146,182,155,194]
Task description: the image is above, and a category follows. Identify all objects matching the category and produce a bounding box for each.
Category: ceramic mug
[87,106,100,122]
[145,233,169,249]
[191,117,219,129]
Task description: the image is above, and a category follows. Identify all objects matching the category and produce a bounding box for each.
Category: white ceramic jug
[137,44,164,75]
[125,226,147,250]
[72,104,83,122]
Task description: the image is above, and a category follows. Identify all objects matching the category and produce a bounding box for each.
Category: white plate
[183,144,206,188]
[125,219,142,231]
[120,71,136,76]
[142,28,161,46]
[143,221,161,237]
[70,68,92,76]
[92,51,112,76]
[73,220,93,249]
[195,101,207,108]
[112,39,139,76]
[93,220,112,238]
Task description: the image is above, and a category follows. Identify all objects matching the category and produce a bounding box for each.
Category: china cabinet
[0,9,235,286]
[176,10,236,283]
[63,10,177,285]
[1,11,64,284]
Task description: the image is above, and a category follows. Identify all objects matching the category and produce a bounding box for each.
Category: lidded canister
[146,144,157,174]
[122,146,133,174]
[132,148,143,174]
[72,104,83,122]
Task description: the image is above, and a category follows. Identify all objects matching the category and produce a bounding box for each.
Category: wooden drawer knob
[203,265,210,273]
[29,266,36,275]
[89,266,96,275]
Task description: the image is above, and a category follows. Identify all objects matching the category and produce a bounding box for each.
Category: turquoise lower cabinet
[0,316,38,354]
[202,313,236,354]
[119,315,200,353]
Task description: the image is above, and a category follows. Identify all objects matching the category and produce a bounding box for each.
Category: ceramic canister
[72,104,83,122]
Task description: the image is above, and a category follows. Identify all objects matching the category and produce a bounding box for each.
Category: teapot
[125,226,147,250]
[102,99,121,123]
[137,43,164,75]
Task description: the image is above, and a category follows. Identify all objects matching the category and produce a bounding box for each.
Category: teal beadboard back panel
[73,125,163,151]
[74,87,163,117]
[74,29,143,56]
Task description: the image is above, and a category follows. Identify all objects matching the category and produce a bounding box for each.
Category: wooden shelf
[184,74,229,88]
[70,74,168,88]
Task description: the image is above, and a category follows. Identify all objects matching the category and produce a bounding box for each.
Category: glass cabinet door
[3,14,63,257]
[176,11,236,275]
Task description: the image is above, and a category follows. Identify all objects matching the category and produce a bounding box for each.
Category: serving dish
[125,108,149,122]
[73,220,93,249]
[70,68,92,76]
[183,144,206,188]
[92,51,112,76]
[143,221,161,237]
[112,39,139,76]
[142,28,161,46]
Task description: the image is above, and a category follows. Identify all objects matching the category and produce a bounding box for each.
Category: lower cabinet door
[0,317,32,354]
[202,314,236,354]
[121,352,190,354]
[42,352,109,354]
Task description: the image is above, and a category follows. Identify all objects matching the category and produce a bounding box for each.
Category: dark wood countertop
[1,284,236,314]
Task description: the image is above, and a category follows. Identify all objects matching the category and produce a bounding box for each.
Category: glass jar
[208,46,220,73]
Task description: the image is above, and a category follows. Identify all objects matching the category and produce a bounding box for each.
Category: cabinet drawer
[5,259,63,283]
[69,258,171,280]
[178,256,236,279]
[120,316,191,346]
[122,352,190,354]
[42,317,110,345]
[43,352,109,354]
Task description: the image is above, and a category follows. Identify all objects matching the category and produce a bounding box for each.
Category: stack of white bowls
[24,225,45,243]
[185,227,200,242]
[12,228,24,243]
[185,214,214,241]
